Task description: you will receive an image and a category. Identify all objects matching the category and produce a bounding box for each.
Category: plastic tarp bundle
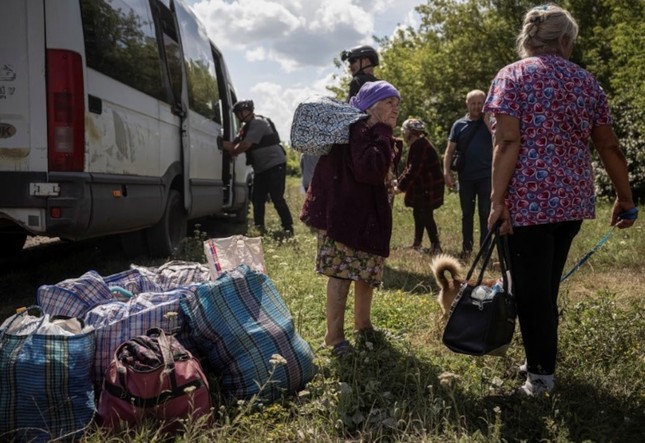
[204,235,266,279]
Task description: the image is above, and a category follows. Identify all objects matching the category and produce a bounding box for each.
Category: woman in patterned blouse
[483,4,637,396]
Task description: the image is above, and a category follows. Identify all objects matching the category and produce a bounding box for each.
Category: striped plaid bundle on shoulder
[181,264,317,402]
[290,94,368,155]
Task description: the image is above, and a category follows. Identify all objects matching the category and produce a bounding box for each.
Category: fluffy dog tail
[430,254,463,289]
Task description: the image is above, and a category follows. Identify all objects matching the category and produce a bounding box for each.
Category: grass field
[2,176,644,442]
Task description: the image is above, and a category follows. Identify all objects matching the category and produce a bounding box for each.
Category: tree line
[331,0,644,202]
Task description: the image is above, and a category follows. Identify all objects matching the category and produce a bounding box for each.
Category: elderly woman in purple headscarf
[300,80,401,356]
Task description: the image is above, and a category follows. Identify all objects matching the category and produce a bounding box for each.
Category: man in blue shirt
[443,90,493,257]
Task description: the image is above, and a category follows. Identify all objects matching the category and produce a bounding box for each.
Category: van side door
[174,0,224,219]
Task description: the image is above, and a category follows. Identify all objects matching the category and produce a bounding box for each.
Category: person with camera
[223,100,293,235]
[443,89,493,258]
[341,45,379,99]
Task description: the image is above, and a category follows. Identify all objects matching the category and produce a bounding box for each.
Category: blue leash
[560,207,639,282]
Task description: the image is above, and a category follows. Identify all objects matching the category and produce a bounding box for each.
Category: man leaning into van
[223,100,294,235]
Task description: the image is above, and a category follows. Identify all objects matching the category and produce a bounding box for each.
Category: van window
[80,0,167,102]
[155,1,183,107]
[175,1,221,122]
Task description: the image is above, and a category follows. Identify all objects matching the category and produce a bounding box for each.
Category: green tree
[569,0,645,202]
[376,0,533,147]
[332,0,644,201]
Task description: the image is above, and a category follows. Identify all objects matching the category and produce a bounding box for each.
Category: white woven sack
[290,95,368,155]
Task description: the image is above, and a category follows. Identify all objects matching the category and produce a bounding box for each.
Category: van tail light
[47,49,85,172]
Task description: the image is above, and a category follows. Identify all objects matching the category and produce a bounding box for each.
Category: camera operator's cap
[349,80,400,112]
[232,100,254,113]
[402,118,427,133]
[340,45,379,66]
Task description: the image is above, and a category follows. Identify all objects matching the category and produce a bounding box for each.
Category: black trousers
[508,220,582,375]
[252,163,293,230]
[412,204,440,247]
[458,177,491,252]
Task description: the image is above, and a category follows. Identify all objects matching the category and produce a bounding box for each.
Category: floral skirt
[315,231,385,288]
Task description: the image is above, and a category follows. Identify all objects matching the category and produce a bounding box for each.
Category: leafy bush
[283,144,302,177]
[593,102,645,204]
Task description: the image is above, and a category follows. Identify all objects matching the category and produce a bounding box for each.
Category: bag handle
[456,118,484,157]
[0,305,46,340]
[464,223,498,285]
[114,328,179,393]
[148,328,179,391]
[148,328,175,371]
[495,230,513,294]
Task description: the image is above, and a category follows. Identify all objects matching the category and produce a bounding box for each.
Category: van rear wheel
[146,189,187,257]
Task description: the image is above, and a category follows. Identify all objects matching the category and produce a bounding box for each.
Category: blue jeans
[252,163,293,231]
[458,177,491,252]
[508,220,582,374]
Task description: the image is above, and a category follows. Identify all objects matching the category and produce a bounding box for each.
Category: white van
[0,0,252,257]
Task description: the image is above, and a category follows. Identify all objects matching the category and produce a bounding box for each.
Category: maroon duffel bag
[97,327,211,432]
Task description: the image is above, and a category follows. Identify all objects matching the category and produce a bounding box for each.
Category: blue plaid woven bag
[181,264,317,401]
[290,94,368,155]
[0,307,96,442]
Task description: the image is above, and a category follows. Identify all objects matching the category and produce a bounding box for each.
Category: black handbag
[449,150,465,172]
[442,225,516,356]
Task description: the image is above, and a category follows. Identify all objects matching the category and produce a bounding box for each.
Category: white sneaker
[517,373,554,396]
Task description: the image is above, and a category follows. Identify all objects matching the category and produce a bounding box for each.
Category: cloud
[250,75,337,144]
[191,0,380,69]
[186,0,422,143]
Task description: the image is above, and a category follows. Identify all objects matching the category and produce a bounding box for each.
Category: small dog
[430,254,499,319]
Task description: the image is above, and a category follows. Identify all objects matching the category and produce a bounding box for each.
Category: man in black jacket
[341,45,379,99]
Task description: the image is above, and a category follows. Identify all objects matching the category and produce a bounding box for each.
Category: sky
[187,0,422,142]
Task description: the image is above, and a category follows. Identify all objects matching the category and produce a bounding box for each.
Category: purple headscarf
[349,80,400,111]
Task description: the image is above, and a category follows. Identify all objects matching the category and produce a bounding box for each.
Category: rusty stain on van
[85,114,101,143]
[0,147,29,158]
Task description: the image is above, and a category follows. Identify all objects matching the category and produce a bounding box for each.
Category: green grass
[4,177,645,442]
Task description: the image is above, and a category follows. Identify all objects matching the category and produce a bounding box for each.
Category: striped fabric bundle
[86,288,196,389]
[181,264,317,401]
[0,308,95,442]
[36,264,210,389]
[36,270,113,318]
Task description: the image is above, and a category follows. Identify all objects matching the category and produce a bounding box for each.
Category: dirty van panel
[0,0,48,173]
[80,0,172,177]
